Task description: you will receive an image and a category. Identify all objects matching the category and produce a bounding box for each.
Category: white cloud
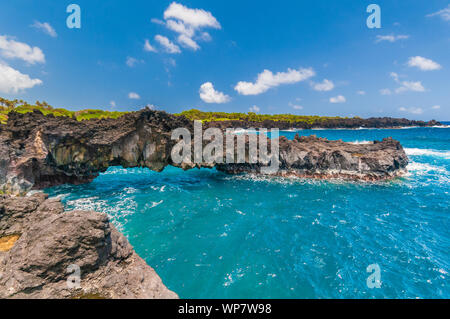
[151,18,165,25]
[329,95,346,103]
[199,82,230,103]
[144,39,158,52]
[155,35,181,54]
[31,21,57,38]
[128,92,140,99]
[399,107,423,115]
[380,88,392,95]
[395,81,425,93]
[178,34,200,50]
[126,56,143,67]
[163,2,221,29]
[426,5,450,21]
[151,2,221,53]
[0,62,42,93]
[432,105,441,109]
[388,71,426,93]
[407,56,442,71]
[357,90,366,95]
[235,67,315,95]
[375,34,409,43]
[311,79,334,91]
[289,102,303,110]
[166,19,195,37]
[110,101,116,108]
[200,32,212,42]
[249,105,260,113]
[0,35,45,64]
[390,72,400,82]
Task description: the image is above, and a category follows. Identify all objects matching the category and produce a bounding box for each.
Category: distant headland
[0,97,440,129]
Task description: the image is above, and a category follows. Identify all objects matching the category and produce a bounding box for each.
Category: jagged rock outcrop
[0,109,409,194]
[0,193,178,299]
[216,135,408,181]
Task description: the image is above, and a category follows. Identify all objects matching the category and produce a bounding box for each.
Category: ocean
[46,124,450,298]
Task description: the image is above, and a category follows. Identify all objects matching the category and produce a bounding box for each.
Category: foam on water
[405,148,450,159]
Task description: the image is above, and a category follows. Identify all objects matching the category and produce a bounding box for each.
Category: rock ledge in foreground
[0,193,178,299]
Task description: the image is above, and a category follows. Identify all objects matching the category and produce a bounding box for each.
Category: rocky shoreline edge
[0,192,178,299]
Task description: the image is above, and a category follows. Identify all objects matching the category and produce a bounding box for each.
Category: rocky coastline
[0,109,409,195]
[0,109,410,298]
[204,117,440,130]
[0,192,178,299]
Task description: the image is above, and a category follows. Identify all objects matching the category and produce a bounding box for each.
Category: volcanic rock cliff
[0,109,409,195]
[0,193,178,299]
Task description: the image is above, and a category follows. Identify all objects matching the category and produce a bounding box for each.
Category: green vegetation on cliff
[0,97,128,124]
[1,98,360,126]
[175,109,355,124]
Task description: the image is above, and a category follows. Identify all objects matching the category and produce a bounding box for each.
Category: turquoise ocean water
[46,125,450,298]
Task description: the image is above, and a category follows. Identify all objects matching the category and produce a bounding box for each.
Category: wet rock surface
[0,193,178,299]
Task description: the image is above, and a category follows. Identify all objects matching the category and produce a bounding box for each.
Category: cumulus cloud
[357,90,366,95]
[150,2,221,53]
[426,5,450,21]
[311,79,334,91]
[110,101,116,108]
[0,62,42,93]
[375,34,409,43]
[388,72,426,93]
[31,21,57,38]
[234,67,315,96]
[178,34,200,50]
[144,39,157,52]
[249,105,260,113]
[166,19,195,37]
[155,35,181,54]
[164,2,221,29]
[432,105,440,109]
[399,107,423,115]
[407,56,442,71]
[128,92,140,99]
[199,82,230,103]
[0,35,45,64]
[396,81,425,93]
[329,95,346,103]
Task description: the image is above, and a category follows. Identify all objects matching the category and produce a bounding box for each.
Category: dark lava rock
[0,110,409,194]
[0,193,178,299]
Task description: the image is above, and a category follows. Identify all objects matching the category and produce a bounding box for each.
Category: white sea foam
[147,200,163,208]
[407,162,448,175]
[349,140,371,145]
[405,148,450,159]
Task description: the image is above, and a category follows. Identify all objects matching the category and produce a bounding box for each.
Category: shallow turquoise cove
[46,126,450,298]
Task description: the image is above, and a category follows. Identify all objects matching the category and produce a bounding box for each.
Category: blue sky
[0,0,448,120]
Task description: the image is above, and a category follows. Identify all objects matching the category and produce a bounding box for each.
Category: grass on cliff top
[175,109,357,124]
[0,97,128,124]
[1,97,359,125]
